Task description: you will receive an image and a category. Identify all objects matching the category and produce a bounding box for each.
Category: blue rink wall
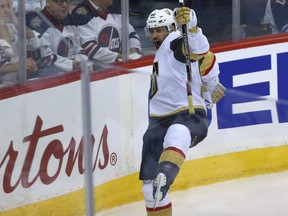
[0,35,288,215]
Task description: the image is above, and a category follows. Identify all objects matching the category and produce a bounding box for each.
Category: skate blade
[153,173,165,209]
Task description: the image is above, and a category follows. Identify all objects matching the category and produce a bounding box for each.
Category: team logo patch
[29,16,42,28]
[98,26,121,52]
[75,7,88,15]
[57,37,75,59]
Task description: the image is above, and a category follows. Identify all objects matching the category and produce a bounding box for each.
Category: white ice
[96,171,288,216]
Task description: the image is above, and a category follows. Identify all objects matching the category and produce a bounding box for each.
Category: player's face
[47,0,70,20]
[148,27,169,49]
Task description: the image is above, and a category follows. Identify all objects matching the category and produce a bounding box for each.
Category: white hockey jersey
[37,25,86,72]
[27,9,87,72]
[0,23,39,84]
[149,29,220,117]
[72,0,141,63]
[0,39,13,67]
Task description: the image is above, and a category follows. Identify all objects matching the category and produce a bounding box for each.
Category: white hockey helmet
[145,8,176,33]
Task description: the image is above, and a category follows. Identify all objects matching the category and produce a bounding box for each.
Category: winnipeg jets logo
[57,37,75,59]
[98,26,121,53]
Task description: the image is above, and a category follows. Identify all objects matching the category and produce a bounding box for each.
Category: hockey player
[139,7,225,216]
[71,0,142,63]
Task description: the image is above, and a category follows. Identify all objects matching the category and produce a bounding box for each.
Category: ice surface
[96,171,288,216]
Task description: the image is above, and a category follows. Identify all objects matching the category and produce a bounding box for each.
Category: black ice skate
[153,172,168,208]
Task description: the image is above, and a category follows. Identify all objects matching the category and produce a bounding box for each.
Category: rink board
[1,36,288,215]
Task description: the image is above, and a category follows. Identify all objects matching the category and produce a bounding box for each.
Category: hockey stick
[179,0,195,115]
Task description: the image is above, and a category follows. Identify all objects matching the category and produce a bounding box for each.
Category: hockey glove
[210,83,226,103]
[202,77,226,109]
[201,84,213,109]
[174,7,197,32]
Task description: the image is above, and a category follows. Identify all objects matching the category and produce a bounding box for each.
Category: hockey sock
[147,203,172,216]
[153,147,185,202]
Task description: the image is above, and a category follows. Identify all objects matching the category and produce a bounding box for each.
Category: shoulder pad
[71,5,94,25]
[170,37,186,64]
[26,12,49,35]
[74,6,89,16]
